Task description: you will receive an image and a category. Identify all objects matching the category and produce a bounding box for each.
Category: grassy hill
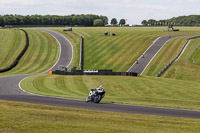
[46,27,200,72]
[161,38,200,81]
[45,27,196,71]
[0,29,59,76]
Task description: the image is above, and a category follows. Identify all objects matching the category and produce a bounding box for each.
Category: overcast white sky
[0,0,199,24]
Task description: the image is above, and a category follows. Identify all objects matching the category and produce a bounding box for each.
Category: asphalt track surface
[128,35,191,75]
[0,30,200,119]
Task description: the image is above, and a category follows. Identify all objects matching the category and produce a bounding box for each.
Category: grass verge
[0,100,200,133]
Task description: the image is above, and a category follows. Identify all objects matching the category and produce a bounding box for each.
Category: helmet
[98,85,103,91]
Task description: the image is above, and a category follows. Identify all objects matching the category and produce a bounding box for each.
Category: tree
[141,20,148,26]
[119,19,126,26]
[111,18,118,26]
[0,16,4,26]
[100,15,108,25]
[93,19,104,26]
[147,19,156,26]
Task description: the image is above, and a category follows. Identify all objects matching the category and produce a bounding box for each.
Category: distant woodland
[141,15,200,26]
[0,14,108,26]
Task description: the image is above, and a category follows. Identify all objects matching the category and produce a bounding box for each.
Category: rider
[89,85,104,96]
[97,85,104,92]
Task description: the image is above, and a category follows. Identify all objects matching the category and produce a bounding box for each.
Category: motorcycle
[86,88,105,103]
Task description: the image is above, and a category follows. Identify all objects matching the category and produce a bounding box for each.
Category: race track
[0,30,200,119]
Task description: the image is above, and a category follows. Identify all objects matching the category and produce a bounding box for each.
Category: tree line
[141,15,200,26]
[0,14,108,26]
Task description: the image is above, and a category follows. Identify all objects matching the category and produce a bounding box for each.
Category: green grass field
[1,100,200,133]
[0,29,26,70]
[0,29,59,76]
[162,38,200,81]
[2,27,200,132]
[21,74,200,110]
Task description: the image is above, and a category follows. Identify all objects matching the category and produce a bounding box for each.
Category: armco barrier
[0,29,29,73]
[79,36,84,70]
[52,70,138,77]
[157,36,200,77]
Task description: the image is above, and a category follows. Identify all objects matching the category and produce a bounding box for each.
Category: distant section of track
[128,35,192,75]
[0,31,200,119]
[39,29,73,73]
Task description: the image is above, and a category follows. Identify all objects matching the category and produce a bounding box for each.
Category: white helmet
[98,85,104,91]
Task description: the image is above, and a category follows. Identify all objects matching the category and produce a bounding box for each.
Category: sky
[0,0,200,25]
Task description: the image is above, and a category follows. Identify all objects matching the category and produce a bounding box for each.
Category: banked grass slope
[162,38,200,81]
[0,29,26,70]
[0,29,60,77]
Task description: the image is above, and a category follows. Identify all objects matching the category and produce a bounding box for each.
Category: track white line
[175,40,191,61]
[40,30,62,73]
[40,29,73,73]
[140,38,170,75]
[127,36,162,72]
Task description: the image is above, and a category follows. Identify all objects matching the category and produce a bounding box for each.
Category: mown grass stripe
[107,34,145,71]
[14,30,43,74]
[26,32,51,73]
[161,38,200,81]
[55,76,79,95]
[0,29,25,69]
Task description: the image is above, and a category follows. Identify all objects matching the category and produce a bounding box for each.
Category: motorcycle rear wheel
[94,95,102,103]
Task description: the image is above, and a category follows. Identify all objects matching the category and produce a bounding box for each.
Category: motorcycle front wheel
[86,96,91,103]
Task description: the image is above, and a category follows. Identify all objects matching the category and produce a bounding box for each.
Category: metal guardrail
[157,36,200,77]
[79,36,84,70]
